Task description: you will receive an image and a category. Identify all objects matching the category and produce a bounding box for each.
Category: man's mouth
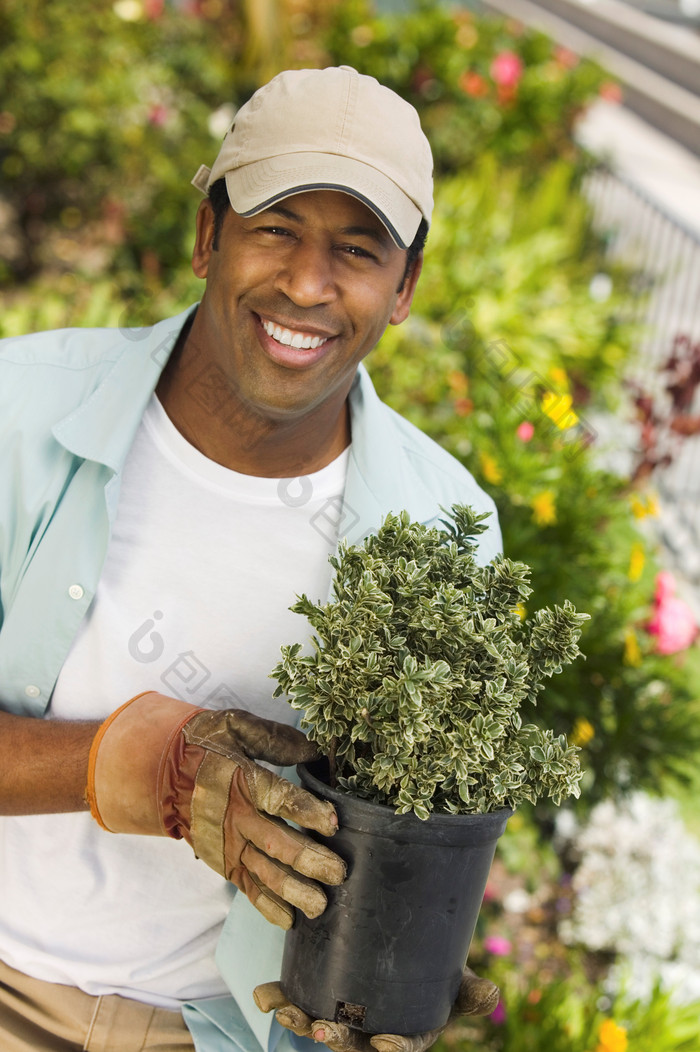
[259,316,333,350]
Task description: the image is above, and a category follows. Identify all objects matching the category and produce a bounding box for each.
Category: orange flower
[599,82,623,104]
[447,370,469,396]
[459,70,489,97]
[596,1019,628,1052]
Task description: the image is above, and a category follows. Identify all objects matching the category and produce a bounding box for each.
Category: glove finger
[227,709,321,766]
[253,982,291,1014]
[244,761,339,837]
[252,982,315,1040]
[241,841,328,919]
[229,866,295,930]
[186,708,321,767]
[370,1030,443,1052]
[275,1004,316,1038]
[249,812,345,885]
[452,966,500,1018]
[232,777,346,884]
[312,1020,376,1052]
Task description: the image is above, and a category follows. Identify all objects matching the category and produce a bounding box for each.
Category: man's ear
[192,200,216,279]
[390,252,423,326]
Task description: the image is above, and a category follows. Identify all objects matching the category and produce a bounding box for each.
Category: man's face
[190,189,421,426]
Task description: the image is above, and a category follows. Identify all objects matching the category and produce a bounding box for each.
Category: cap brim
[222,153,423,249]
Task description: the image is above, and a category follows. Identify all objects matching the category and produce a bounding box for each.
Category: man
[0,66,502,1052]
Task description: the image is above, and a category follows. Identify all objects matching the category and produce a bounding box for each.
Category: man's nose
[274,242,337,307]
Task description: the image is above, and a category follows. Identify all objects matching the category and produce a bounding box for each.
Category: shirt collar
[52,306,196,473]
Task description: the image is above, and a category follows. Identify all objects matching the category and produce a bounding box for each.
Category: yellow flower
[514,602,527,621]
[570,717,595,747]
[596,1019,628,1052]
[479,452,503,485]
[531,490,556,526]
[628,541,645,582]
[630,491,659,519]
[623,627,642,667]
[549,366,569,388]
[541,391,579,430]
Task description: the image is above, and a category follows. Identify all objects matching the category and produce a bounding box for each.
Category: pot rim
[298,760,512,845]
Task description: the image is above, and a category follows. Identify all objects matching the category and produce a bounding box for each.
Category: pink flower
[482,882,498,902]
[490,1000,507,1025]
[516,421,534,442]
[484,934,512,956]
[599,81,623,104]
[148,104,170,127]
[554,46,579,69]
[647,572,698,655]
[490,51,524,88]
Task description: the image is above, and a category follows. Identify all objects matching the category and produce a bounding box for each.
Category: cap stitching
[336,68,356,152]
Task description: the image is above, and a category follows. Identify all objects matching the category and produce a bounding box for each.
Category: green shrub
[272,505,586,818]
[366,163,700,807]
[323,0,610,174]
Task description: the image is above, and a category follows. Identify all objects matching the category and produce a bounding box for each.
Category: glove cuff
[86,691,202,836]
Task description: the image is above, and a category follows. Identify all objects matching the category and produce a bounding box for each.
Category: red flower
[497,82,518,106]
[490,50,524,88]
[454,397,474,417]
[459,70,489,98]
[144,0,164,17]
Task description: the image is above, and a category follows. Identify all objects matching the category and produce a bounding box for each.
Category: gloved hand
[254,968,500,1052]
[86,691,346,929]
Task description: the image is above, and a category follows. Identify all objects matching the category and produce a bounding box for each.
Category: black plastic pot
[280,761,511,1035]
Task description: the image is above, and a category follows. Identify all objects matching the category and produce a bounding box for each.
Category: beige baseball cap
[192,65,433,249]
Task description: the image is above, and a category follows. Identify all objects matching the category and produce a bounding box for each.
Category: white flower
[113,0,143,20]
[589,273,613,302]
[559,792,700,1003]
[503,888,531,914]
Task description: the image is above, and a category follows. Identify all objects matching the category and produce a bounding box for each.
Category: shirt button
[68,584,84,600]
[25,685,41,698]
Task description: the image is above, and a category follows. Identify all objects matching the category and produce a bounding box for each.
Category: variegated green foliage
[272,504,587,819]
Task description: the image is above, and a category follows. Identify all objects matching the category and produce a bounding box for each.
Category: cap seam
[336,67,356,154]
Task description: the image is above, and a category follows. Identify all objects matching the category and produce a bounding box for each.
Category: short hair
[207,178,427,290]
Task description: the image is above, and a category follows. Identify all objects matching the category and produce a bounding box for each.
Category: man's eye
[259,226,293,237]
[342,245,375,260]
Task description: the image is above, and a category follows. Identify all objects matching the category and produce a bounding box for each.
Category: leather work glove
[254,968,500,1052]
[86,691,346,929]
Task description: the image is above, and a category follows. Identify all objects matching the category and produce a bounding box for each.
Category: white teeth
[261,318,329,350]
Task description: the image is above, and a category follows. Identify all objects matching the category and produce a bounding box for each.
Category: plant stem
[329,737,338,788]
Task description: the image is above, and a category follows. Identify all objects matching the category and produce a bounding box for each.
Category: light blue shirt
[0,306,501,1050]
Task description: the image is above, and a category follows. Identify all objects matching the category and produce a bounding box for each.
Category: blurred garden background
[2,0,700,1047]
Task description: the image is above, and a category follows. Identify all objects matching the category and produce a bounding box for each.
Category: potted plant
[271,504,587,1034]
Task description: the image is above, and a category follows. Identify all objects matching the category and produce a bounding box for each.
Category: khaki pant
[0,959,195,1052]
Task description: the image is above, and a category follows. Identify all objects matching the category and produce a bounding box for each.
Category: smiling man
[0,67,501,1052]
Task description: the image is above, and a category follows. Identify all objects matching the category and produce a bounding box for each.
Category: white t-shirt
[0,394,349,1007]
